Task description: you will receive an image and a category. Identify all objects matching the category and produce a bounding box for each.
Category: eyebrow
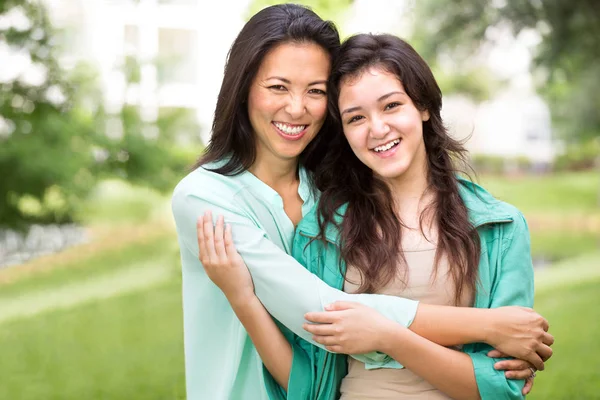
[266,76,328,86]
[341,91,406,115]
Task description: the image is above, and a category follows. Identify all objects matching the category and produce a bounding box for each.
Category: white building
[43,0,253,144]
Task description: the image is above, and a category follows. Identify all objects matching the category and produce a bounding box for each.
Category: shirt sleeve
[171,187,418,362]
[467,212,534,400]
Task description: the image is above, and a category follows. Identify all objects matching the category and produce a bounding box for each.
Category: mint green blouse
[171,161,419,400]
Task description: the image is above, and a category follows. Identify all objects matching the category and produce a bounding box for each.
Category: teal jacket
[272,179,534,400]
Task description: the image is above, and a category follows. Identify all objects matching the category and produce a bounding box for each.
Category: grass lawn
[0,280,185,400]
[0,174,597,399]
[530,279,600,398]
[477,171,599,217]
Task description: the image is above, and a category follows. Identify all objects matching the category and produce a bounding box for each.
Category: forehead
[256,41,331,80]
[338,66,404,103]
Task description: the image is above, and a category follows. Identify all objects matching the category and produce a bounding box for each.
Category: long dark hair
[316,34,480,303]
[195,4,340,175]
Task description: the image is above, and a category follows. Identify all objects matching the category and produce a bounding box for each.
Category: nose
[369,116,390,139]
[284,95,307,119]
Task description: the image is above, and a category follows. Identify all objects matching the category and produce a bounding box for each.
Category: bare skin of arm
[305,302,482,400]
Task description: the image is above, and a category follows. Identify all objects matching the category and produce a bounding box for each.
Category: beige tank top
[339,244,473,400]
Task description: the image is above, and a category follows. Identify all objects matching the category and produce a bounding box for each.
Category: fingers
[503,368,536,380]
[197,217,208,264]
[305,311,340,324]
[526,352,544,372]
[324,301,359,311]
[537,343,553,362]
[202,211,218,263]
[543,331,555,346]
[494,359,532,372]
[303,323,338,336]
[522,376,534,395]
[487,350,508,358]
[312,334,341,347]
[213,215,226,259]
[224,223,236,256]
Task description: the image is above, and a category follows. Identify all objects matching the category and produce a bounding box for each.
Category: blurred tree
[414,0,600,141]
[0,1,99,229]
[0,1,201,229]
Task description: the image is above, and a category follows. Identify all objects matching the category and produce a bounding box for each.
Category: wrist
[227,292,259,312]
[481,309,498,345]
[377,321,407,354]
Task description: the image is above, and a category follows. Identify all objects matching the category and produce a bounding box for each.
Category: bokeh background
[1,0,598,399]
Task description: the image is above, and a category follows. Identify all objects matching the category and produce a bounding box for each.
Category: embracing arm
[173,188,550,369]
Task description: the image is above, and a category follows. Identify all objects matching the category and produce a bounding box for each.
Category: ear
[421,109,430,122]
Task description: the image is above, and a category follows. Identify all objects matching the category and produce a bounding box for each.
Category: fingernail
[324,304,332,310]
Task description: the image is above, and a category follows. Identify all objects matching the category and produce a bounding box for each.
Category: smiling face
[338,66,430,184]
[247,41,330,165]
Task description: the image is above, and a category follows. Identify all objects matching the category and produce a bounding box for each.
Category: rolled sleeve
[467,212,534,400]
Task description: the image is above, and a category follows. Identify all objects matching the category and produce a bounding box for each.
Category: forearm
[410,304,493,346]
[382,324,481,400]
[231,296,292,390]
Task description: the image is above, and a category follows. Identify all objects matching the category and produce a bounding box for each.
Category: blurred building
[444,91,555,170]
[43,0,253,144]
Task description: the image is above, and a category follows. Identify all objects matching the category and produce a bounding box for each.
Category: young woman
[173,5,552,399]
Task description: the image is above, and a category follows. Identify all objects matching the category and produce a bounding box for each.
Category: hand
[197,211,254,306]
[485,306,554,371]
[488,349,537,395]
[303,301,399,354]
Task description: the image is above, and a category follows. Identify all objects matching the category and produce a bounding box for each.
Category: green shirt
[171,161,419,400]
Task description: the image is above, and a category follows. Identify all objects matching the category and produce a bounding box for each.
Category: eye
[384,102,401,111]
[347,115,364,124]
[268,85,287,91]
[308,88,327,95]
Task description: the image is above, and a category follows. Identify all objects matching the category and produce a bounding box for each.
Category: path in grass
[0,260,172,325]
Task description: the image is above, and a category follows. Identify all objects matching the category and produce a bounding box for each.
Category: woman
[174,5,552,400]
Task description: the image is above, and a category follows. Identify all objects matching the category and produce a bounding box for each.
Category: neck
[385,155,431,222]
[249,154,299,192]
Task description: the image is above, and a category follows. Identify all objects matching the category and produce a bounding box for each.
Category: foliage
[0,2,100,229]
[0,2,202,229]
[554,138,600,171]
[414,0,600,141]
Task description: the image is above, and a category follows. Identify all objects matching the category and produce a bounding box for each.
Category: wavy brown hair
[315,34,480,303]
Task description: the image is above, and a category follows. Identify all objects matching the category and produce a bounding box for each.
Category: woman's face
[338,66,430,182]
[247,41,330,164]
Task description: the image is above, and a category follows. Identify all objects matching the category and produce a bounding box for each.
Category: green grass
[0,280,185,400]
[75,179,171,225]
[0,173,597,399]
[529,282,600,399]
[530,229,599,262]
[478,171,599,216]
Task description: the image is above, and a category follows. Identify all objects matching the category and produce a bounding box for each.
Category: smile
[372,139,400,153]
[273,122,308,136]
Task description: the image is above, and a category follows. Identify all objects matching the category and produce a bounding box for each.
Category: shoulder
[457,178,527,229]
[171,164,247,219]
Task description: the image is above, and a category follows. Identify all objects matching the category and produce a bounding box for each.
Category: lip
[371,139,401,158]
[272,122,308,141]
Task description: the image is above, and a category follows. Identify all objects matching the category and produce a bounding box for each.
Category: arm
[465,213,552,399]
[171,189,418,353]
[197,214,292,390]
[174,188,550,367]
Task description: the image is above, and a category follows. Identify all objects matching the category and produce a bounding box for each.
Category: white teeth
[374,139,400,152]
[274,122,307,135]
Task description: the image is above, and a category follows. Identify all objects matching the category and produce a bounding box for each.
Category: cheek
[307,98,328,121]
